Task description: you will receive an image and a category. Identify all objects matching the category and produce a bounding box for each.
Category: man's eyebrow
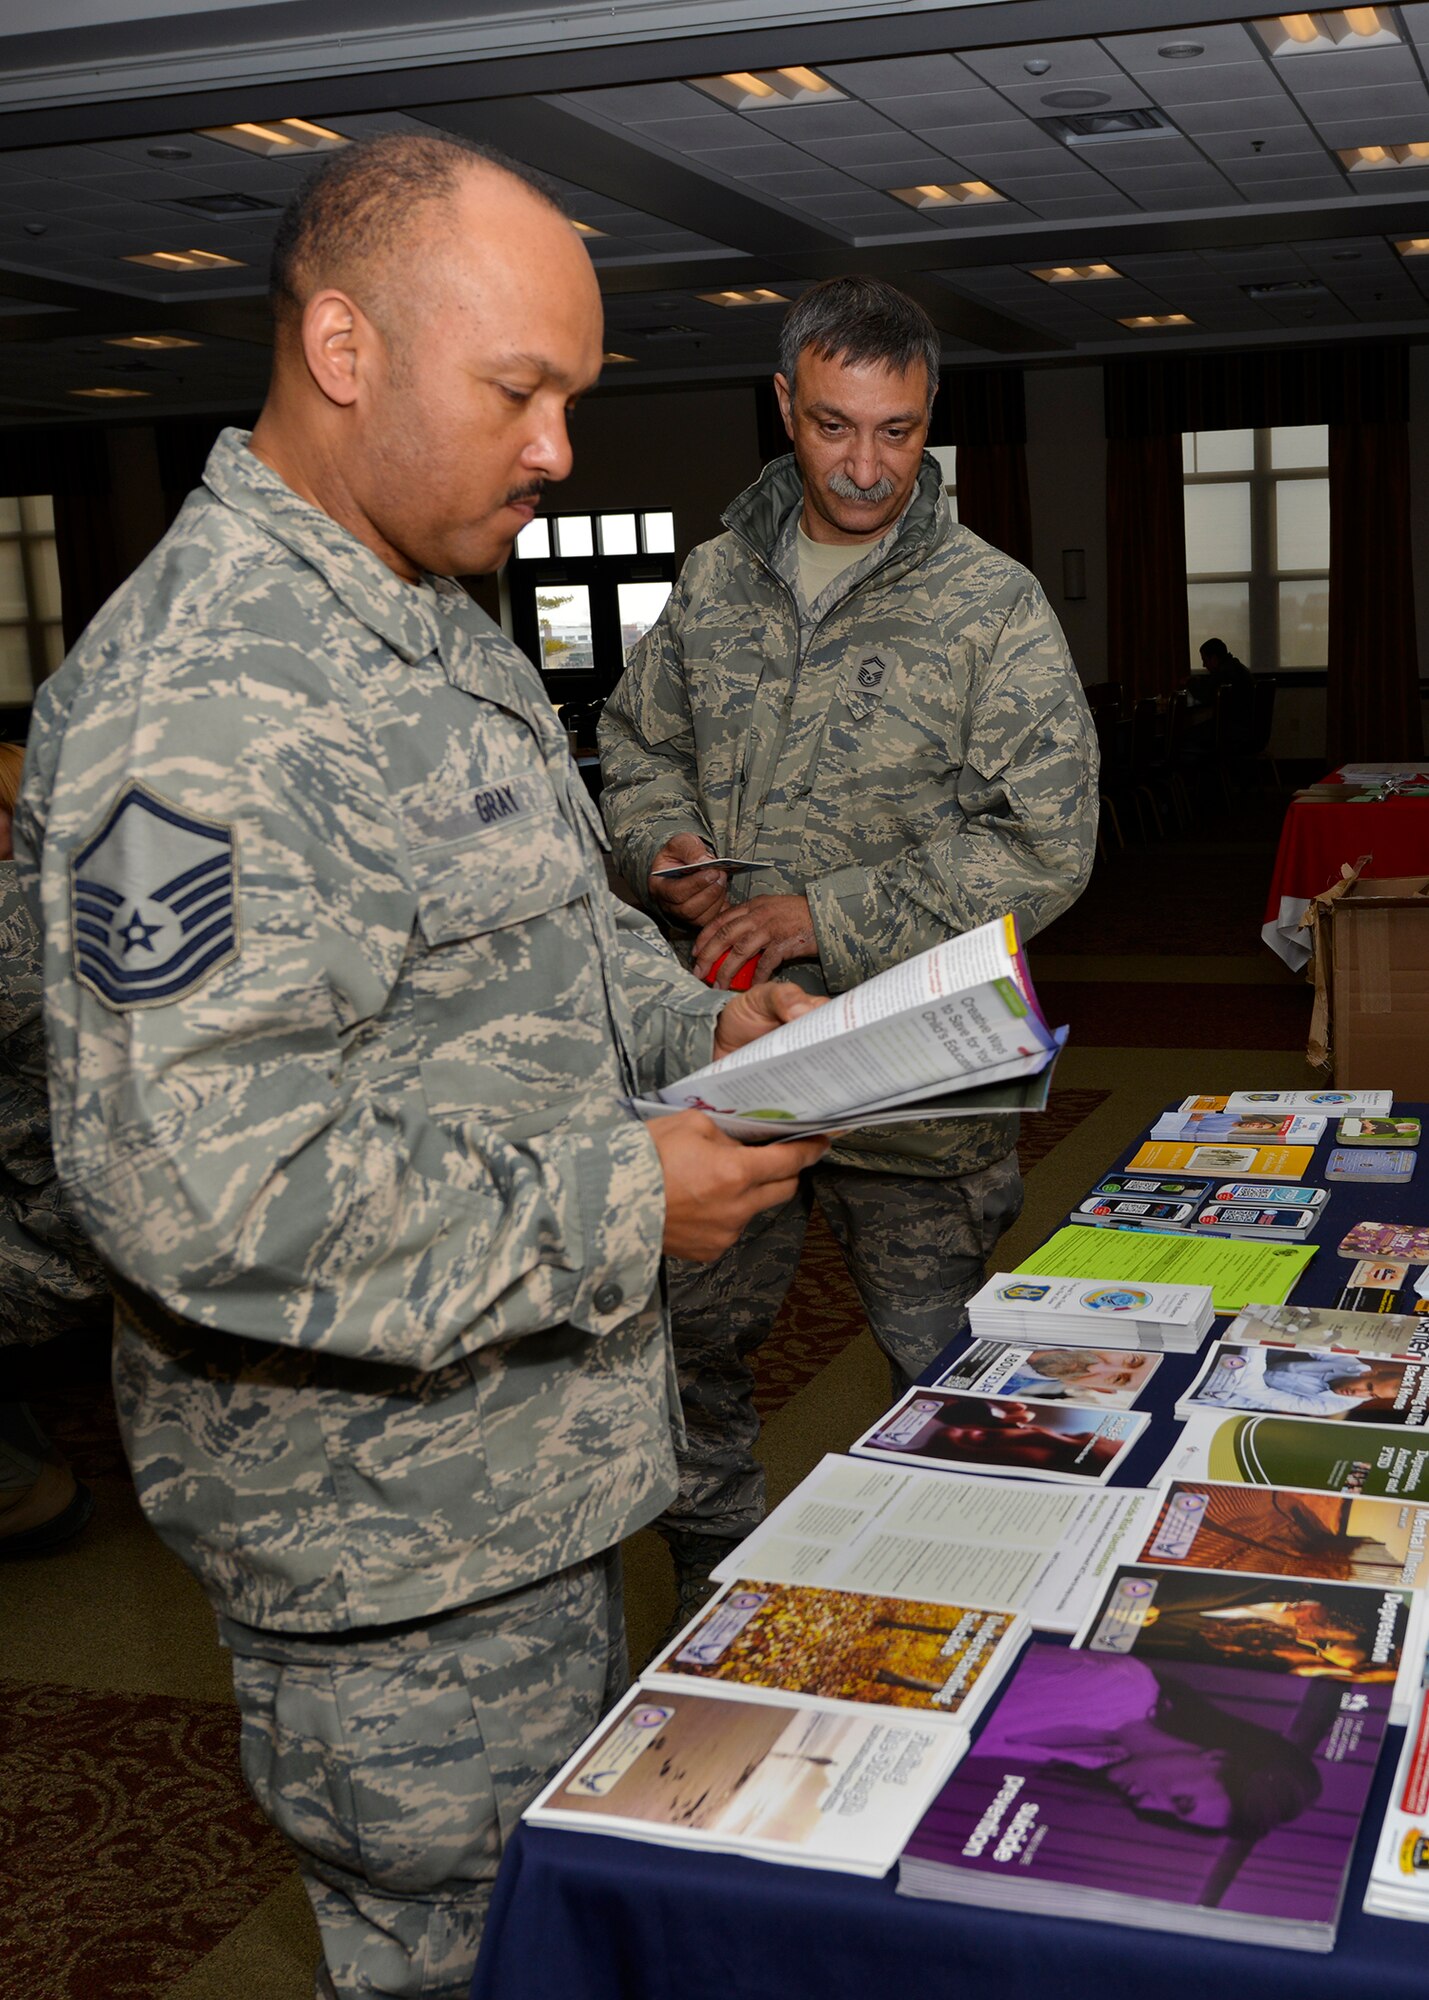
[805,400,922,425]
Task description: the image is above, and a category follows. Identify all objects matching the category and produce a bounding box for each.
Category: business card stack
[966,1272,1215,1353]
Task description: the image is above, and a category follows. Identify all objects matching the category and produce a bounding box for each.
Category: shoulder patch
[71,783,238,1010]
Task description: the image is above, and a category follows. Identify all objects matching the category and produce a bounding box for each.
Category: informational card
[852,1387,1147,1487]
[649,857,773,879]
[935,1338,1160,1409]
[709,1452,1161,1635]
[1159,1410,1429,1503]
[1231,1300,1429,1361]
[1138,1479,1429,1594]
[1015,1224,1315,1315]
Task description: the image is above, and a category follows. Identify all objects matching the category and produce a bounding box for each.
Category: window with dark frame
[0,495,63,703]
[507,509,677,704]
[1182,426,1329,674]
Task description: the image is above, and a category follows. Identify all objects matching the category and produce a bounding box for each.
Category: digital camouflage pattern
[599,450,1098,1175]
[0,859,107,1347]
[229,1550,624,2000]
[663,1151,1024,1550]
[16,427,729,1634]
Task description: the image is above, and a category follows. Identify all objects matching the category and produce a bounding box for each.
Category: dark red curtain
[952,439,1033,568]
[1105,431,1189,706]
[1327,419,1423,765]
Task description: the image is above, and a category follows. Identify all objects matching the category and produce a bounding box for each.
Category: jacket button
[593,1282,624,1315]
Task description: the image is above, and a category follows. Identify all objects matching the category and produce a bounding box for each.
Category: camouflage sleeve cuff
[564,1116,667,1337]
[620,817,715,915]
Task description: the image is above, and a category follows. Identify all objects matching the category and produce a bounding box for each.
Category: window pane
[1279,577,1329,668]
[30,538,61,622]
[555,515,593,558]
[642,511,675,554]
[928,443,957,491]
[598,513,638,556]
[1184,481,1251,575]
[0,543,25,621]
[1275,477,1329,572]
[0,626,31,701]
[42,622,65,677]
[1184,428,1254,475]
[1270,424,1328,470]
[515,517,550,561]
[536,584,593,671]
[1187,580,1251,673]
[618,580,672,664]
[0,498,18,533]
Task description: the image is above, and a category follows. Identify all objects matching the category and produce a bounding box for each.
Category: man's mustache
[507,483,546,508]
[826,470,896,504]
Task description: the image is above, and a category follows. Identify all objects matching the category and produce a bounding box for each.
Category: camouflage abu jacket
[599,451,1098,1174]
[16,428,727,1633]
[0,860,107,1343]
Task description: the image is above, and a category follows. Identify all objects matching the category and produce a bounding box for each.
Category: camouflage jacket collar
[203,427,447,666]
[720,449,949,593]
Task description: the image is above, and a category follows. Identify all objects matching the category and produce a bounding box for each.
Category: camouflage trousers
[660,1152,1024,1555]
[226,1549,626,2000]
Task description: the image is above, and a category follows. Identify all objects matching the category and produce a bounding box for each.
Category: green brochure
[1015,1226,1315,1315]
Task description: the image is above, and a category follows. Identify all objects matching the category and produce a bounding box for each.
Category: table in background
[1262,777,1429,971]
[471,1106,1429,2000]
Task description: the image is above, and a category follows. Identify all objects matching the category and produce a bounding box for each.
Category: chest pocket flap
[402,774,591,945]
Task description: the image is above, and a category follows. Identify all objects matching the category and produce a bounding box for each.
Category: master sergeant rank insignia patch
[71,783,238,1010]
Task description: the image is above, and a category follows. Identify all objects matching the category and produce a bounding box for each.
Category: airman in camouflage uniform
[600,278,1097,1590]
[15,136,825,2000]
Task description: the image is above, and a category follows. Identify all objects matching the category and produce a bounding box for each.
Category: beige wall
[1023,365,1109,689]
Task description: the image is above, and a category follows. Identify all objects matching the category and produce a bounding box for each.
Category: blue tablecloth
[471,1104,1428,2000]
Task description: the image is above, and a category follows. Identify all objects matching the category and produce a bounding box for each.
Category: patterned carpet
[0,1682,292,2000]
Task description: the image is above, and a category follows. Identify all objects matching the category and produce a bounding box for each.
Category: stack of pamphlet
[966,1270,1214,1352]
[1365,1681,1429,1921]
[1226,1299,1429,1361]
[1150,1108,1327,1145]
[524,1679,966,1875]
[1179,1090,1393,1117]
[851,1387,1148,1486]
[1137,1477,1429,1595]
[631,912,1065,1140]
[898,1637,1395,1949]
[1177,1338,1429,1435]
[934,1338,1161,1409]
[1015,1225,1315,1316]
[1157,1408,1429,1503]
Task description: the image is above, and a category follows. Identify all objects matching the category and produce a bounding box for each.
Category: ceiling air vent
[1038,108,1176,145]
[1241,279,1327,299]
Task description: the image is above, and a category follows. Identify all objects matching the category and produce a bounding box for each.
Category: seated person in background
[1197,636,1256,753]
[0,741,109,1557]
[1200,636,1251,686]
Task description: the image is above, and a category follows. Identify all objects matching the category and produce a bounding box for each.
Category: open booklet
[630,912,1065,1139]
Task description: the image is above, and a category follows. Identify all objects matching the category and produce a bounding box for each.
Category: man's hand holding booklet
[632,912,1066,1141]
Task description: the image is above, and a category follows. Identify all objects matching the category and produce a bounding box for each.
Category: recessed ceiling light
[1254,10,1399,55]
[70,386,152,399]
[104,333,201,349]
[1395,237,1429,254]
[1030,262,1121,282]
[1338,141,1429,172]
[889,181,1006,210]
[570,221,606,237]
[691,67,844,110]
[1042,108,1174,145]
[122,248,246,270]
[603,351,636,362]
[1157,41,1205,57]
[1041,89,1111,109]
[198,118,348,158]
[1119,313,1194,328]
[697,287,790,306]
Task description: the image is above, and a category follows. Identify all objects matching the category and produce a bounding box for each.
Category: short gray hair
[778,276,940,412]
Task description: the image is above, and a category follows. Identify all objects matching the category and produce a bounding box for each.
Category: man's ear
[301,289,370,409]
[773,371,795,441]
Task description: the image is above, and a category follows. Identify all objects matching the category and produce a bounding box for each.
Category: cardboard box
[1312,876,1429,1097]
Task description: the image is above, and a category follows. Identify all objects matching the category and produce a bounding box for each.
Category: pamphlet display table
[1262,784,1429,971]
[469,1108,1429,2000]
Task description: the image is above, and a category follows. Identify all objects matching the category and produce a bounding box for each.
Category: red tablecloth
[1262,790,1429,966]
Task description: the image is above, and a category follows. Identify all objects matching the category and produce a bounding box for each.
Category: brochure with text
[1180,1091,1393,1117]
[934,1338,1160,1409]
[524,1682,965,1875]
[708,1452,1161,1635]
[899,1642,1394,1949]
[633,912,1065,1138]
[1159,1411,1429,1503]
[647,1580,1026,1730]
[1365,1681,1429,1921]
[1015,1225,1314,1315]
[1228,1300,1429,1361]
[852,1387,1147,1486]
[1139,1480,1429,1594]
[1075,1561,1420,1723]
[1150,1111,1326,1145]
[967,1269,1213,1350]
[1179,1341,1429,1429]
[1127,1141,1316,1182]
